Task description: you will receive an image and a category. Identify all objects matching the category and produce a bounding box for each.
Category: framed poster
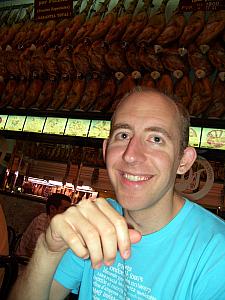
[64,119,90,137]
[23,116,46,133]
[43,117,67,135]
[88,120,111,139]
[4,115,26,131]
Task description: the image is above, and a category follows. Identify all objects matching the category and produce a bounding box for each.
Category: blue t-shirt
[54,198,225,300]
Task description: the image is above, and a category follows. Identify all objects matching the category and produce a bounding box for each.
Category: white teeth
[123,173,149,182]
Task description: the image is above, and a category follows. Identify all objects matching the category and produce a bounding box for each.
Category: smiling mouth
[122,172,151,182]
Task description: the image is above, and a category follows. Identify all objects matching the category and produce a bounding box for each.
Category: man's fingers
[93,198,135,261]
[128,229,142,244]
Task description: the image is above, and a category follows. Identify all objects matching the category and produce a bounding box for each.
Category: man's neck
[124,194,185,235]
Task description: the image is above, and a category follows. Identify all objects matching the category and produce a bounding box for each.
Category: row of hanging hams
[0,70,224,118]
[0,0,225,118]
[1,0,225,50]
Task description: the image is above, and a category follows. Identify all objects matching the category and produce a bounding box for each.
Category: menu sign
[34,0,73,21]
[200,128,225,150]
[64,119,90,137]
[179,0,225,11]
[43,117,67,135]
[0,115,8,130]
[189,127,202,147]
[23,116,46,133]
[5,115,26,131]
[88,120,111,139]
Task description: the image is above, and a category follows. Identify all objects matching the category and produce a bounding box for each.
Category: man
[9,88,225,299]
[16,193,71,257]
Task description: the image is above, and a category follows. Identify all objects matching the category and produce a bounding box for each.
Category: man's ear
[177,147,197,175]
[103,139,108,162]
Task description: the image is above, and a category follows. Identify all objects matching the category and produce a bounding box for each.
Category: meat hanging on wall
[104,0,139,44]
[136,0,169,47]
[61,0,93,45]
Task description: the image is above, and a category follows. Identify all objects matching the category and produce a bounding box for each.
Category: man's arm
[8,198,141,300]
[8,234,70,300]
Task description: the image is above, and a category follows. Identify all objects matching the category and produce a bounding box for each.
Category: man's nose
[122,137,146,164]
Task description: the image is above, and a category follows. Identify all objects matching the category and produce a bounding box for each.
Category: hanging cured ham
[61,0,93,45]
[0,48,8,79]
[5,46,21,78]
[89,0,125,42]
[105,42,129,74]
[196,10,225,49]
[22,22,43,48]
[156,73,173,97]
[207,42,225,72]
[50,78,72,110]
[140,73,155,88]
[12,20,34,48]
[121,0,152,45]
[30,45,46,79]
[48,19,71,46]
[72,42,91,76]
[77,74,101,111]
[188,44,212,78]
[72,0,111,45]
[62,75,86,110]
[156,8,186,46]
[189,77,212,116]
[0,22,22,49]
[105,0,139,44]
[92,77,117,111]
[88,40,109,73]
[126,43,142,72]
[22,78,43,108]
[9,79,29,108]
[44,47,60,80]
[136,0,169,47]
[205,75,225,118]
[139,46,164,74]
[36,20,56,45]
[109,74,136,113]
[19,45,36,80]
[36,80,58,110]
[174,75,192,108]
[179,10,205,48]
[161,47,188,79]
[57,45,74,78]
[0,78,17,108]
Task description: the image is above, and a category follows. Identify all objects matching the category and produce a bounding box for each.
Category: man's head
[103,87,196,211]
[46,193,71,219]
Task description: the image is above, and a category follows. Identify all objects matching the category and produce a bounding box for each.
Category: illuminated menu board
[64,119,90,137]
[189,127,202,147]
[0,115,8,130]
[23,116,46,133]
[88,120,111,139]
[5,115,26,131]
[43,117,67,135]
[200,128,225,151]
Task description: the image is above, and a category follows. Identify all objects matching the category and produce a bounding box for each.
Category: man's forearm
[8,233,65,300]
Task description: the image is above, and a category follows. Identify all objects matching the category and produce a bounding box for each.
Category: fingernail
[104,260,114,266]
[94,262,102,269]
[123,250,130,259]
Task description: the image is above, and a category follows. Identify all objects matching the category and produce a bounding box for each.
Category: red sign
[179,0,225,11]
[34,0,73,21]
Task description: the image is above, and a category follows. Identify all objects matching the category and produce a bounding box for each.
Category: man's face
[104,91,185,211]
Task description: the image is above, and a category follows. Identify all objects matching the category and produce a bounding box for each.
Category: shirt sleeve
[54,249,85,293]
[192,231,225,299]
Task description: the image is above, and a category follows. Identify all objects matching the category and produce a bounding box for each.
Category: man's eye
[116,132,128,140]
[151,136,162,143]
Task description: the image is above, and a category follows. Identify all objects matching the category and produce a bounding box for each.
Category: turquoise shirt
[54,198,225,299]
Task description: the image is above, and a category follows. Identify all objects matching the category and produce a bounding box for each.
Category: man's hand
[45,197,141,269]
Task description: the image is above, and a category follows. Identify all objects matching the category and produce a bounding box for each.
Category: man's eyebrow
[111,123,131,132]
[145,127,172,140]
